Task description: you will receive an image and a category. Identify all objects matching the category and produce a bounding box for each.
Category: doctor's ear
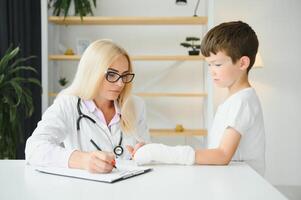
[239,56,250,71]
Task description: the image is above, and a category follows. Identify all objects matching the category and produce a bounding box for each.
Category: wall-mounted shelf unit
[42,1,212,140]
[136,92,207,98]
[150,129,207,137]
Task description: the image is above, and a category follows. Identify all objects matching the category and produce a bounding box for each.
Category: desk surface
[0,160,286,200]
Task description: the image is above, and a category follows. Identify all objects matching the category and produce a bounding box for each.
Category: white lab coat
[25,94,150,168]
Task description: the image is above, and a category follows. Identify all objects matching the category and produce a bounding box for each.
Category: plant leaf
[0,74,4,86]
[63,0,72,17]
[26,78,42,88]
[180,43,192,48]
[0,46,19,73]
[7,66,38,76]
[186,37,200,41]
[22,88,34,116]
[9,79,23,106]
[8,56,36,71]
[9,106,17,123]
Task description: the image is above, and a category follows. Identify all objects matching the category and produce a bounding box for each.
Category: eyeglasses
[105,71,135,83]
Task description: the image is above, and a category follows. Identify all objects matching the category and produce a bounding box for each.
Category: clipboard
[36,165,152,183]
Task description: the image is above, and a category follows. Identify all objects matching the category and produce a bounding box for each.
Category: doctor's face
[98,55,132,101]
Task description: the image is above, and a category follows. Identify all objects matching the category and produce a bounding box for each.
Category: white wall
[214,0,301,185]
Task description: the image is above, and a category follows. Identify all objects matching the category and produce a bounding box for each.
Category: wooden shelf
[150,129,207,137]
[48,16,208,25]
[49,55,81,60]
[132,55,204,61]
[48,55,204,61]
[48,92,58,97]
[136,92,207,97]
[48,92,207,98]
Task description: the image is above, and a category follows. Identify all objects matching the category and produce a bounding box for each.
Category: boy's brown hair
[201,21,258,73]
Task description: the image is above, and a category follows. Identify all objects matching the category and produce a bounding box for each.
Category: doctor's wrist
[68,150,88,170]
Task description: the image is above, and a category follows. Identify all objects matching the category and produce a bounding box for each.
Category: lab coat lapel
[80,100,110,132]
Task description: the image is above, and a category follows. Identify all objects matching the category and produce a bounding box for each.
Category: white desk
[0,160,286,200]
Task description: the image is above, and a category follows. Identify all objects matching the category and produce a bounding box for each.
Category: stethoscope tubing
[76,98,123,156]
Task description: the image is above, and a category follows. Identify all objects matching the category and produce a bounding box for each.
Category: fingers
[126,142,145,158]
[87,151,115,173]
[132,142,145,155]
[89,158,114,173]
[93,151,115,163]
[126,145,134,155]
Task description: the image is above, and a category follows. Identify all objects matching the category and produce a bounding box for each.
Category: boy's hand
[126,142,145,157]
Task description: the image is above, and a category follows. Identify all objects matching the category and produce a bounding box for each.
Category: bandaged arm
[134,143,195,165]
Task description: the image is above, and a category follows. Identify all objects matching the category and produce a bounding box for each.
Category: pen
[90,139,102,151]
[90,139,117,169]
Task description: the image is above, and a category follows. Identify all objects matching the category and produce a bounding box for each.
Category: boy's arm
[195,127,241,165]
[133,127,241,166]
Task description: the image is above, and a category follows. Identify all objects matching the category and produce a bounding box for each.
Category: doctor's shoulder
[46,94,79,117]
[53,94,78,107]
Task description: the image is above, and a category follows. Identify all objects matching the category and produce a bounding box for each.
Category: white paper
[35,161,152,183]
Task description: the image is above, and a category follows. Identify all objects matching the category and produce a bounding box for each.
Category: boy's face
[205,51,247,89]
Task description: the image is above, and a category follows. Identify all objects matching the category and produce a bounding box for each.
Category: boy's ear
[239,56,250,71]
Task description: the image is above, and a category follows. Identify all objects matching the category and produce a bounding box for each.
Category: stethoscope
[76,98,124,156]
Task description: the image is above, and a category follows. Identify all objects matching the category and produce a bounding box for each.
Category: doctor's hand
[69,150,116,173]
[126,142,145,158]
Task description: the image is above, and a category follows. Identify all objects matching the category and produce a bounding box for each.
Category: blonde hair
[62,39,136,133]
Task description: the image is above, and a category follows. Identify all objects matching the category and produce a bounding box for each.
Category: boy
[133,21,265,176]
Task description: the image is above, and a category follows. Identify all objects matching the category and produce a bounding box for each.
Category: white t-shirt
[208,88,265,175]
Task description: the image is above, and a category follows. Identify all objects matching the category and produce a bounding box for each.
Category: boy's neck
[228,74,251,96]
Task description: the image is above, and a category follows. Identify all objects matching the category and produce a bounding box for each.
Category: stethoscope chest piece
[77,97,124,157]
[114,145,124,156]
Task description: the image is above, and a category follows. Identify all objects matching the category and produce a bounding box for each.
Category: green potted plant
[180,36,201,56]
[0,46,41,159]
[58,76,68,90]
[48,0,97,20]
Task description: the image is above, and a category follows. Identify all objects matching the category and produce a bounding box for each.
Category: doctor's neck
[93,98,114,111]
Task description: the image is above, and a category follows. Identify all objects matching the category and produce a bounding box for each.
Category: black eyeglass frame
[104,70,135,83]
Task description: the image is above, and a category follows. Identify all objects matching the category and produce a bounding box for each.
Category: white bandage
[134,143,195,165]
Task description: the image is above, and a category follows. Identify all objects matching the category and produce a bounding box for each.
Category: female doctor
[25,39,150,173]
